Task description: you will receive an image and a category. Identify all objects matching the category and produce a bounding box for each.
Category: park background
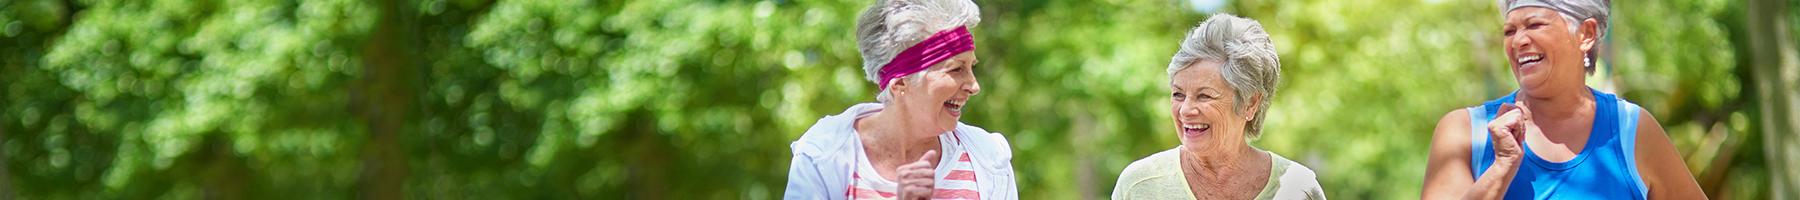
[3,0,1799,199]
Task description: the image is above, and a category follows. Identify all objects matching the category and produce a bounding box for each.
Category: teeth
[945,100,965,112]
[1181,124,1209,130]
[1516,55,1541,64]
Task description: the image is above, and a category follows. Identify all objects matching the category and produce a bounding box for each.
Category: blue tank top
[1468,88,1649,200]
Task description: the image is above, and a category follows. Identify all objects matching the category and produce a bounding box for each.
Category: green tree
[0,0,1787,199]
[1743,0,1800,198]
[5,0,375,198]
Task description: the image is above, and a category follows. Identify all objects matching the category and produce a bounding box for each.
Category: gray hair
[1503,0,1609,71]
[1167,14,1281,138]
[855,0,981,103]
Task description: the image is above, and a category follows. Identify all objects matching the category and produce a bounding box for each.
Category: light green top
[1110,147,1327,200]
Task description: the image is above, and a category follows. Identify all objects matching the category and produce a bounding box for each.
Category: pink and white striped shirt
[847,135,982,200]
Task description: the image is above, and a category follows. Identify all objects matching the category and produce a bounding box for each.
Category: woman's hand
[896,150,940,200]
[1451,103,1534,200]
[1488,103,1531,167]
[1422,105,1539,200]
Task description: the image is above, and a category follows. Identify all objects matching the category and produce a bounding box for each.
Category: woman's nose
[1509,33,1531,49]
[1179,101,1202,118]
[964,78,981,96]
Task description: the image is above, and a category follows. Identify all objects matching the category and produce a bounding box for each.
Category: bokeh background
[2,0,1797,199]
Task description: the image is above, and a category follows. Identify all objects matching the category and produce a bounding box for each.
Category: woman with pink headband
[783,0,1015,199]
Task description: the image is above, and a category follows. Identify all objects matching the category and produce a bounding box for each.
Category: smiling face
[893,52,981,136]
[1169,60,1251,154]
[1502,7,1596,96]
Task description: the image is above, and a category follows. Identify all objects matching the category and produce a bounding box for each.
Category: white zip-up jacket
[783,103,1017,200]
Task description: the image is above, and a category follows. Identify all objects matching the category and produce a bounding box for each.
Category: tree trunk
[1745,0,1800,198]
[355,0,420,198]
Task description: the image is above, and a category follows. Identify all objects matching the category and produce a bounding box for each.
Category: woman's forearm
[1461,160,1518,200]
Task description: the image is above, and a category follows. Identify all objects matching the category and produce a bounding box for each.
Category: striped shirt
[848,135,982,200]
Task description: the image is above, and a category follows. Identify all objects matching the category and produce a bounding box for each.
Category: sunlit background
[2,0,1796,199]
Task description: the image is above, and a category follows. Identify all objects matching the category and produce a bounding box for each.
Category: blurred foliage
[5,0,373,198]
[0,0,1788,199]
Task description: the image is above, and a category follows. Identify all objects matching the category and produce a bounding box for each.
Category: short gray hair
[1167,14,1281,138]
[1503,0,1609,71]
[855,0,981,103]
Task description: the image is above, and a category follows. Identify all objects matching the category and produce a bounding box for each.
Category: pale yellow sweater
[1111,147,1327,200]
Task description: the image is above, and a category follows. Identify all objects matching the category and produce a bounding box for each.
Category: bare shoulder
[1632,108,1674,156]
[1427,107,1474,163]
[1634,109,1668,140]
[1421,108,1476,199]
[1432,108,1473,147]
[1632,108,1708,198]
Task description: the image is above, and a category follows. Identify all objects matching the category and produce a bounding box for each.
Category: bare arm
[1633,110,1708,199]
[1423,109,1478,199]
[1422,107,1527,200]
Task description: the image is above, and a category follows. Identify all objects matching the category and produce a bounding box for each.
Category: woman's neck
[1181,143,1264,179]
[1519,84,1596,128]
[856,107,944,167]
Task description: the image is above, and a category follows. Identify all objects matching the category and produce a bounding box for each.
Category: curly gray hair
[855,0,981,103]
[1167,14,1281,139]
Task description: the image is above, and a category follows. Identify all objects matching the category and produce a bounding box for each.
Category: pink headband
[877,26,975,90]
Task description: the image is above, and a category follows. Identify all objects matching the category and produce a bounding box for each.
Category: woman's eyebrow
[1525,12,1549,20]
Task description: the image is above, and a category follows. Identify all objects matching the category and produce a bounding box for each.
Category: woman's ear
[1243,93,1264,121]
[888,77,909,96]
[1578,18,1600,52]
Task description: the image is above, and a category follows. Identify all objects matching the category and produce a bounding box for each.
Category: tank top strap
[1614,93,1649,198]
[1580,88,1650,198]
[1468,91,1517,177]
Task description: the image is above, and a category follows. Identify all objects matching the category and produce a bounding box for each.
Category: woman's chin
[1517,80,1557,96]
[1179,142,1208,153]
[931,120,958,134]
[1513,73,1553,90]
[1179,137,1206,148]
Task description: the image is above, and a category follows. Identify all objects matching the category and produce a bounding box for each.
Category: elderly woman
[783,0,1016,199]
[1111,14,1325,200]
[1421,0,1706,199]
